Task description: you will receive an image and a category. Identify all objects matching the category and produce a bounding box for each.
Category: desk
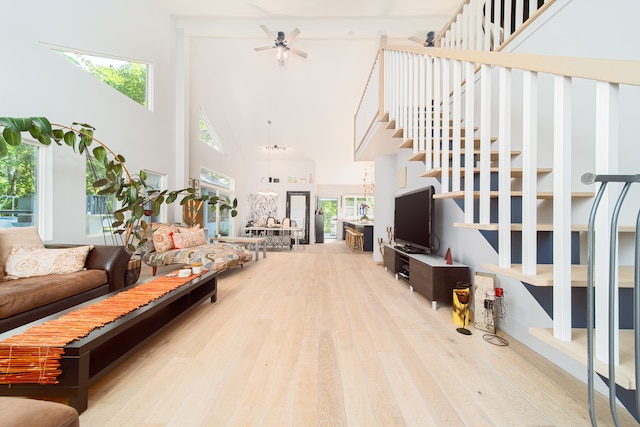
[210,236,267,260]
[245,226,303,251]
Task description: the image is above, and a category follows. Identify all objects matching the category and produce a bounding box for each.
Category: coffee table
[0,270,217,413]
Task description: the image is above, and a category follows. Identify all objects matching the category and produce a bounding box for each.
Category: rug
[0,271,206,385]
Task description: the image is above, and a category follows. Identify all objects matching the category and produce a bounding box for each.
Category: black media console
[384,245,470,310]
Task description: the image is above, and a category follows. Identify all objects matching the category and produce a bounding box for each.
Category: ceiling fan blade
[409,36,426,45]
[289,47,308,59]
[285,28,301,44]
[260,24,277,41]
[254,45,274,52]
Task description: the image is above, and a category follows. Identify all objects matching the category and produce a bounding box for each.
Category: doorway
[318,197,338,239]
[286,191,310,244]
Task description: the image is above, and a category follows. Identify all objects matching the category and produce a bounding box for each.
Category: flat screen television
[394,186,435,254]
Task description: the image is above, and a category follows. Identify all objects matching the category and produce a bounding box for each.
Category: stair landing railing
[435,0,553,52]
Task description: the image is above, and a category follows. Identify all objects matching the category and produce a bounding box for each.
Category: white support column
[522,70,538,276]
[441,59,451,193]
[464,61,476,224]
[479,64,491,224]
[595,81,620,364]
[452,60,462,192]
[498,66,512,268]
[553,75,572,341]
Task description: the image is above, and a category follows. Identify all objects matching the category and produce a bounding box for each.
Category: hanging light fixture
[258,120,285,196]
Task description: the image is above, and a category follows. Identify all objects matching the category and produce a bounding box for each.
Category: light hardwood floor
[79,241,636,426]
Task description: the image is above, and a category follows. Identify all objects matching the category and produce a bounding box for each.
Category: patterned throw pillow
[0,226,44,280]
[152,224,176,253]
[4,245,93,279]
[171,229,207,249]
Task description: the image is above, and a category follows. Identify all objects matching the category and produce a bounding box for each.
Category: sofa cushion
[0,397,79,427]
[142,242,253,272]
[171,229,207,249]
[5,245,93,279]
[0,226,44,281]
[0,269,107,320]
[151,224,176,252]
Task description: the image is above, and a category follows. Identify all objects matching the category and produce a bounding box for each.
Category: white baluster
[433,57,442,170]
[464,61,475,224]
[425,56,434,170]
[498,66,512,268]
[595,81,620,364]
[441,59,451,193]
[553,75,572,342]
[522,70,538,276]
[479,64,492,224]
[452,60,462,192]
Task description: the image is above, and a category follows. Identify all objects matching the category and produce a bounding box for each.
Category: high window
[199,167,233,238]
[199,110,224,153]
[51,46,151,109]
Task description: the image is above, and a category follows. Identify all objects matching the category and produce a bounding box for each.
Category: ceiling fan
[254,25,308,66]
[409,31,436,47]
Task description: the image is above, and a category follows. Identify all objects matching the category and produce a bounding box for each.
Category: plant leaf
[0,134,8,157]
[63,131,76,149]
[2,127,21,146]
[92,146,107,163]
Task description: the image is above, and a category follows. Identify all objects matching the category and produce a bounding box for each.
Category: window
[85,155,117,235]
[0,142,39,229]
[142,171,167,224]
[343,195,375,220]
[199,110,224,153]
[200,167,232,190]
[51,46,151,109]
[200,167,234,239]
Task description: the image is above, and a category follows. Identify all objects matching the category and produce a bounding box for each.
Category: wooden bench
[210,236,267,260]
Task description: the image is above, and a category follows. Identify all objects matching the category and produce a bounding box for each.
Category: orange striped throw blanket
[0,271,204,385]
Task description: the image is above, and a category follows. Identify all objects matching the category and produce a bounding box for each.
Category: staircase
[354,0,640,422]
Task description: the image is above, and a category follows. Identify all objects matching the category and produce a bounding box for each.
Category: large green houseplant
[0,116,237,252]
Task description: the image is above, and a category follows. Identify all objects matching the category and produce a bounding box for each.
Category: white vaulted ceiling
[153,0,460,185]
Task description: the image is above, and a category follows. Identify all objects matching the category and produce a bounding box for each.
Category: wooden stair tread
[433,191,594,199]
[419,167,552,178]
[454,222,636,232]
[528,327,636,389]
[482,263,635,288]
[404,148,521,160]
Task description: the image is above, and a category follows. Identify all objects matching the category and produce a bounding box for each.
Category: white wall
[2,0,178,244]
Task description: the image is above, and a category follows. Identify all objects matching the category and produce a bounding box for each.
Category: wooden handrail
[381,45,640,86]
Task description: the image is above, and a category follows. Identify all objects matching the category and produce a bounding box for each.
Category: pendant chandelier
[258,120,285,196]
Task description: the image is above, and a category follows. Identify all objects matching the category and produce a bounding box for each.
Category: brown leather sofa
[0,245,131,334]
